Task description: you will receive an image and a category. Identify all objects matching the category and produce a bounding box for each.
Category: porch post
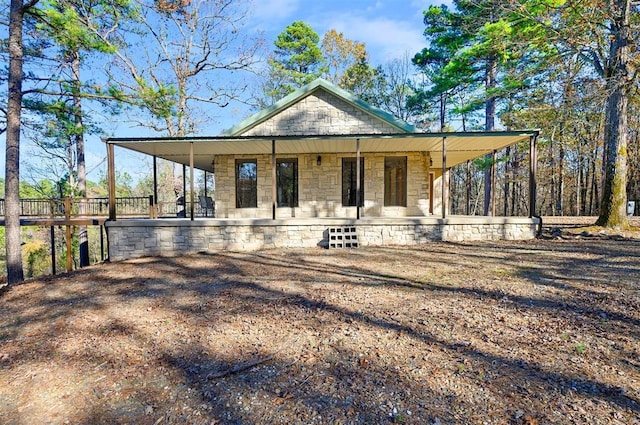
[442,137,447,219]
[189,142,194,220]
[491,149,497,217]
[466,160,471,215]
[356,137,361,220]
[272,139,277,220]
[529,134,538,218]
[182,164,187,216]
[106,141,116,221]
[153,155,158,208]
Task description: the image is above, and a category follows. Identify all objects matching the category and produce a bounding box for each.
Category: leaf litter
[0,229,639,424]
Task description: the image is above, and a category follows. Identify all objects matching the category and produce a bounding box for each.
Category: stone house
[104,79,540,260]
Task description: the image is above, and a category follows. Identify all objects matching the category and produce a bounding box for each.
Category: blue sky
[4,0,446,187]
[248,0,437,65]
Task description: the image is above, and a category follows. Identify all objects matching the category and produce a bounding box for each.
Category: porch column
[189,142,194,220]
[466,160,471,215]
[182,164,187,216]
[272,139,277,220]
[529,134,538,218]
[442,137,447,219]
[153,155,158,208]
[106,141,116,221]
[491,149,497,216]
[356,138,361,220]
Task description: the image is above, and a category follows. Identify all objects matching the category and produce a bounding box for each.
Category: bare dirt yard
[1,227,639,424]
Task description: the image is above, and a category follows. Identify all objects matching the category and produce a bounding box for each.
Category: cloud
[249,0,300,29]
[320,15,426,64]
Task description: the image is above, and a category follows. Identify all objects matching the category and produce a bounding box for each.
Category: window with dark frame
[235,159,257,208]
[384,156,407,207]
[276,158,298,207]
[342,157,364,207]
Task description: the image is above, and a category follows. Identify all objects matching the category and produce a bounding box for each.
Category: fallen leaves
[0,239,639,424]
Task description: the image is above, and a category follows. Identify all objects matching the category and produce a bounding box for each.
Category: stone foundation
[106,216,540,261]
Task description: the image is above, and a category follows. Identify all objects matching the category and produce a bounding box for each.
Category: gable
[223,79,414,137]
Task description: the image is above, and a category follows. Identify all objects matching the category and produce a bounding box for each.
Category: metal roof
[105,130,539,172]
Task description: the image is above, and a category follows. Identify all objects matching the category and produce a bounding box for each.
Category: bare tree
[107,0,263,137]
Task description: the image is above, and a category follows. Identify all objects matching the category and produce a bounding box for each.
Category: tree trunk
[596,0,631,228]
[72,51,90,267]
[4,0,31,286]
[483,56,497,216]
[557,143,565,214]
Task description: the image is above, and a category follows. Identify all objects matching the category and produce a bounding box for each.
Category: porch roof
[105,130,539,172]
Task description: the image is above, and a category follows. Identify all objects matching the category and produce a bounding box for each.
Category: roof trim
[222,78,416,136]
[106,129,540,144]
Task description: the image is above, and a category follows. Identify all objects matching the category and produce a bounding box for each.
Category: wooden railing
[0,197,152,218]
[0,196,209,219]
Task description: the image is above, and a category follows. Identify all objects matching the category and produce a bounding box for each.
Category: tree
[412,4,477,131]
[104,0,261,137]
[503,0,638,226]
[30,0,135,267]
[321,29,367,85]
[594,0,636,227]
[5,0,40,286]
[263,21,326,102]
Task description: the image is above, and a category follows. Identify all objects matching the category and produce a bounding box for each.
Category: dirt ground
[1,225,639,424]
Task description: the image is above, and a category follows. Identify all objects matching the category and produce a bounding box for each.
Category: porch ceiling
[106,130,538,172]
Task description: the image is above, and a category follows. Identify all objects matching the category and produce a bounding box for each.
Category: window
[384,156,407,206]
[342,157,364,206]
[277,158,298,207]
[236,159,257,208]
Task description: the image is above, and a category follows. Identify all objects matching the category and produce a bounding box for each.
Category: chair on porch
[199,195,215,217]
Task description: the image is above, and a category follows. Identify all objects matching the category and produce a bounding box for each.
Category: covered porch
[105,130,540,220]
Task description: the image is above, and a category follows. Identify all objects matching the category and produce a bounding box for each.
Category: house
[104,79,540,260]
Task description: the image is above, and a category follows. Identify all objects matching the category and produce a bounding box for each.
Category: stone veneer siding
[241,90,401,136]
[106,217,540,261]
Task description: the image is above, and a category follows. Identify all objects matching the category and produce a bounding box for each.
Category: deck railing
[0,196,210,219]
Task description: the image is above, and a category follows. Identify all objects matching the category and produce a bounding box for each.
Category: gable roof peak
[222,78,415,136]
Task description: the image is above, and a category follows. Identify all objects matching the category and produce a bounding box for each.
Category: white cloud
[320,15,426,64]
[249,0,300,29]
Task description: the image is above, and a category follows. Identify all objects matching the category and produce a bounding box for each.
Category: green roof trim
[222,78,416,136]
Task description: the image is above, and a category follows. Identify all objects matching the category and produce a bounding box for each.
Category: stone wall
[106,217,540,261]
[242,90,401,136]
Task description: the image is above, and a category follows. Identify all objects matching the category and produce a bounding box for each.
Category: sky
[3,0,447,188]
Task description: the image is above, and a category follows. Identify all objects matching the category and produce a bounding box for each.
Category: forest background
[2,0,639,281]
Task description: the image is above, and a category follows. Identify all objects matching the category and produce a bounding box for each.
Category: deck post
[189,142,194,220]
[65,197,72,272]
[50,225,56,275]
[272,139,277,220]
[106,141,116,221]
[529,134,538,218]
[442,137,447,219]
[356,138,361,220]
